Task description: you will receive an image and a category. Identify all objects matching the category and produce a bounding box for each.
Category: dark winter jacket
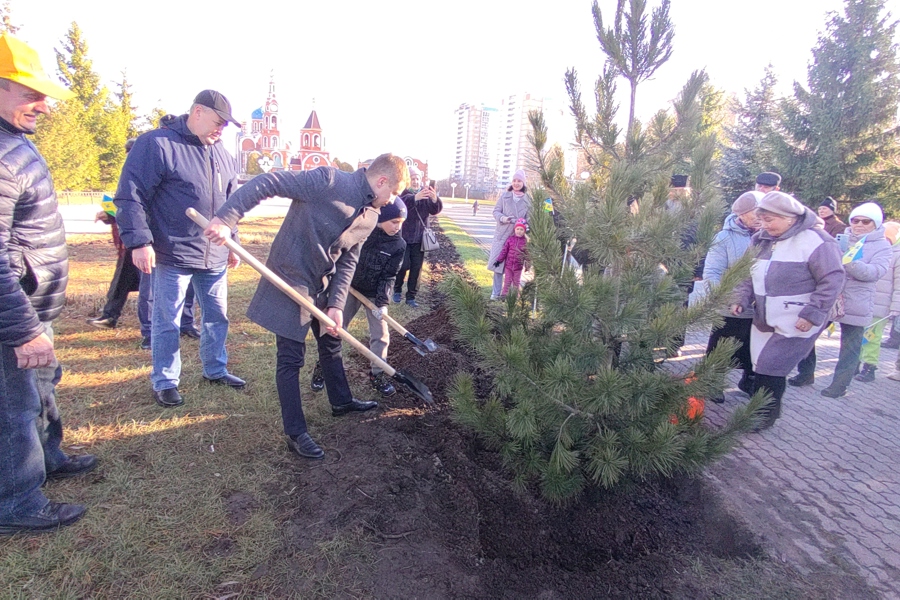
[496,234,529,273]
[0,118,68,347]
[216,167,380,342]
[351,227,406,307]
[114,114,239,269]
[399,189,442,244]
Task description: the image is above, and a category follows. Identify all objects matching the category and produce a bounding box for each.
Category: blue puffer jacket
[703,213,755,318]
[114,114,239,269]
[0,120,68,346]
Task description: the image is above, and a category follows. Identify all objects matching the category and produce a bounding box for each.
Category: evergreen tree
[719,67,782,201]
[593,0,674,140]
[781,0,900,209]
[34,23,138,190]
[448,6,766,502]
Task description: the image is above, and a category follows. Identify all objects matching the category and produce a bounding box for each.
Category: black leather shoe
[87,316,117,329]
[180,327,201,340]
[331,398,378,416]
[153,388,184,408]
[203,373,246,389]
[0,502,86,535]
[286,433,324,459]
[140,336,152,350]
[709,396,725,404]
[788,374,815,387]
[737,373,755,395]
[46,455,97,481]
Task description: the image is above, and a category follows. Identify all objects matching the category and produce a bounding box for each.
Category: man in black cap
[115,90,245,408]
[755,172,781,194]
[817,197,845,238]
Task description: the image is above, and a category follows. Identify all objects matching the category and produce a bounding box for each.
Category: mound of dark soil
[250,229,875,599]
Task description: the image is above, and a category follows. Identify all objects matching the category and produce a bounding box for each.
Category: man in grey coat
[204,154,409,459]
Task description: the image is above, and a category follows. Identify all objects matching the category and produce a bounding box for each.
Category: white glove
[372,306,387,321]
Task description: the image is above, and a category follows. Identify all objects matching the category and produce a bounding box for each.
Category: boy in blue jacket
[311,201,407,396]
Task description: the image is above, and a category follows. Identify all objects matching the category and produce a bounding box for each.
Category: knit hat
[408,165,421,177]
[512,169,526,183]
[756,172,782,187]
[757,191,805,217]
[514,218,528,230]
[670,174,689,188]
[378,200,408,223]
[849,202,884,229]
[819,196,837,212]
[731,191,763,215]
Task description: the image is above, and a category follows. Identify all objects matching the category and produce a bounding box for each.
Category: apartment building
[452,103,499,193]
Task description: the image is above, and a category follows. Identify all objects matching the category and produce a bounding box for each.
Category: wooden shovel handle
[348,287,410,336]
[185,208,396,376]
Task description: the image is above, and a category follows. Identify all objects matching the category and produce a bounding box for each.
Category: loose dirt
[245,232,875,599]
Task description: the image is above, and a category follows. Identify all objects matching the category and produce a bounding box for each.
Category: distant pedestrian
[731,192,844,430]
[493,218,529,298]
[755,171,781,194]
[472,199,479,216]
[488,170,532,300]
[394,166,442,308]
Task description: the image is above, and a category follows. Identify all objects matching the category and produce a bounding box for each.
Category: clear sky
[8,0,900,177]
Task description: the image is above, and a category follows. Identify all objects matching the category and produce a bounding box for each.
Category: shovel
[186,208,434,404]
[348,287,438,356]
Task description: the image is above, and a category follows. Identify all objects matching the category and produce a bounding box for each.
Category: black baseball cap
[193,89,240,126]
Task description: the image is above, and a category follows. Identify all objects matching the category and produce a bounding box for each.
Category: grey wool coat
[735,209,845,377]
[216,167,381,342]
[835,226,892,327]
[873,241,900,319]
[488,191,532,273]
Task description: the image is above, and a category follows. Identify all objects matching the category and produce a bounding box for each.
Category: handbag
[417,211,439,252]
[828,293,845,321]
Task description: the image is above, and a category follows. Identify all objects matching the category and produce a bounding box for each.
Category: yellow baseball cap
[0,34,74,100]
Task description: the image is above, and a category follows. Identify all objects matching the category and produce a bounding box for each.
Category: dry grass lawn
[0,217,430,598]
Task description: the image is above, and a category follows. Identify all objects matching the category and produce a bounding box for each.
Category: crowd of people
[2,31,898,537]
[707,173,900,430]
[0,34,423,534]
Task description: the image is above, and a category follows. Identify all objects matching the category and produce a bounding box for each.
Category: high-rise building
[452,103,498,193]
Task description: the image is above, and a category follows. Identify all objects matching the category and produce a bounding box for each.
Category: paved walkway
[439,199,900,599]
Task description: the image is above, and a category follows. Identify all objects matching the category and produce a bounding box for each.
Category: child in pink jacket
[493,218,530,298]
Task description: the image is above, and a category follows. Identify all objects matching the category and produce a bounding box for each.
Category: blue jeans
[151,264,229,391]
[0,342,49,520]
[139,270,197,339]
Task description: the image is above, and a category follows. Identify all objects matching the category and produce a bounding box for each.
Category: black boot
[854,363,876,383]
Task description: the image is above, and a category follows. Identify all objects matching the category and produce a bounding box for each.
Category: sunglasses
[850,218,873,225]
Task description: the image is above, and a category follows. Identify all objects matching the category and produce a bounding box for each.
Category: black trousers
[395,242,425,300]
[274,319,353,437]
[100,249,141,320]
[705,316,754,374]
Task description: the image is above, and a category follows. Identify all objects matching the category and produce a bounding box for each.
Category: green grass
[436,215,493,292]
[0,218,431,598]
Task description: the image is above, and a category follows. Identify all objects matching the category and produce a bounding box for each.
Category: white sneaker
[887,370,900,381]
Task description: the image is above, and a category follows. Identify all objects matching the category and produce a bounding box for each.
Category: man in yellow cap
[0,34,95,535]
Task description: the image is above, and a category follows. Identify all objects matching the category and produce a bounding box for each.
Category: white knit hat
[849,202,884,229]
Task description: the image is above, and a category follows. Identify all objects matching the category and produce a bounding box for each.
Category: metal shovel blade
[404,332,439,354]
[392,369,434,404]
